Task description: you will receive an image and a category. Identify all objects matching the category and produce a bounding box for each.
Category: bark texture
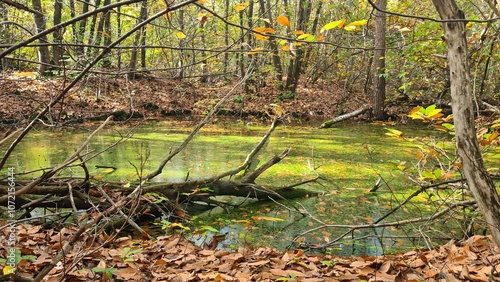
[432,0,500,247]
[372,0,387,120]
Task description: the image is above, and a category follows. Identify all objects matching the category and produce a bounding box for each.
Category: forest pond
[5,120,469,256]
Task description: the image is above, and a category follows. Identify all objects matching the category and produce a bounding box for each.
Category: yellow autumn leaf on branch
[234,2,248,11]
[276,15,290,27]
[347,19,368,26]
[344,25,358,31]
[320,19,346,33]
[253,27,275,33]
[297,33,312,39]
[254,33,269,40]
[248,47,264,55]
[175,31,186,39]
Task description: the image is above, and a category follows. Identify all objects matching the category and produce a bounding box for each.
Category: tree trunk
[372,0,386,120]
[88,0,101,47]
[76,0,90,56]
[285,0,311,93]
[259,0,283,90]
[127,0,147,79]
[52,0,63,67]
[432,0,500,248]
[116,0,122,69]
[32,0,51,74]
[139,0,147,68]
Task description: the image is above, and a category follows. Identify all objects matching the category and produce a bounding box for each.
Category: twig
[294,199,476,249]
[95,185,150,239]
[0,116,114,203]
[145,60,255,180]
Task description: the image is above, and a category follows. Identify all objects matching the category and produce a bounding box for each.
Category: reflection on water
[3,121,461,255]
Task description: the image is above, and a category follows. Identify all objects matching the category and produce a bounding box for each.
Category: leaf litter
[1,223,499,281]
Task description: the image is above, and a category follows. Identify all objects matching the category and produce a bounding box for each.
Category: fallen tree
[0,118,319,216]
[318,104,371,129]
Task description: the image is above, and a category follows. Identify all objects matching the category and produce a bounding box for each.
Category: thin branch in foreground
[293,199,476,250]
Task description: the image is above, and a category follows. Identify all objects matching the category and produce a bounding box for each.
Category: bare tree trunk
[302,1,322,70]
[127,0,147,79]
[223,0,229,74]
[259,0,283,90]
[76,0,90,56]
[285,0,312,93]
[372,0,386,120]
[432,0,500,248]
[88,0,101,47]
[52,0,63,67]
[32,0,51,74]
[139,0,147,68]
[116,0,122,69]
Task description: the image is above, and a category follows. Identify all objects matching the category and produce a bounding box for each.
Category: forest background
[2,0,500,281]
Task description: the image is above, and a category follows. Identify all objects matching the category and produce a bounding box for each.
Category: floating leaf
[344,25,358,31]
[276,15,290,27]
[292,30,304,35]
[316,35,325,41]
[385,128,403,138]
[251,216,284,222]
[200,225,219,233]
[232,219,253,226]
[234,2,248,11]
[320,19,346,32]
[175,31,186,39]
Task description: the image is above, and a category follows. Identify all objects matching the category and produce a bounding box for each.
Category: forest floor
[0,73,408,125]
[2,74,500,281]
[1,224,499,282]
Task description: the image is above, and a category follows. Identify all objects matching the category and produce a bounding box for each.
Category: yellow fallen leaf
[3,265,15,275]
